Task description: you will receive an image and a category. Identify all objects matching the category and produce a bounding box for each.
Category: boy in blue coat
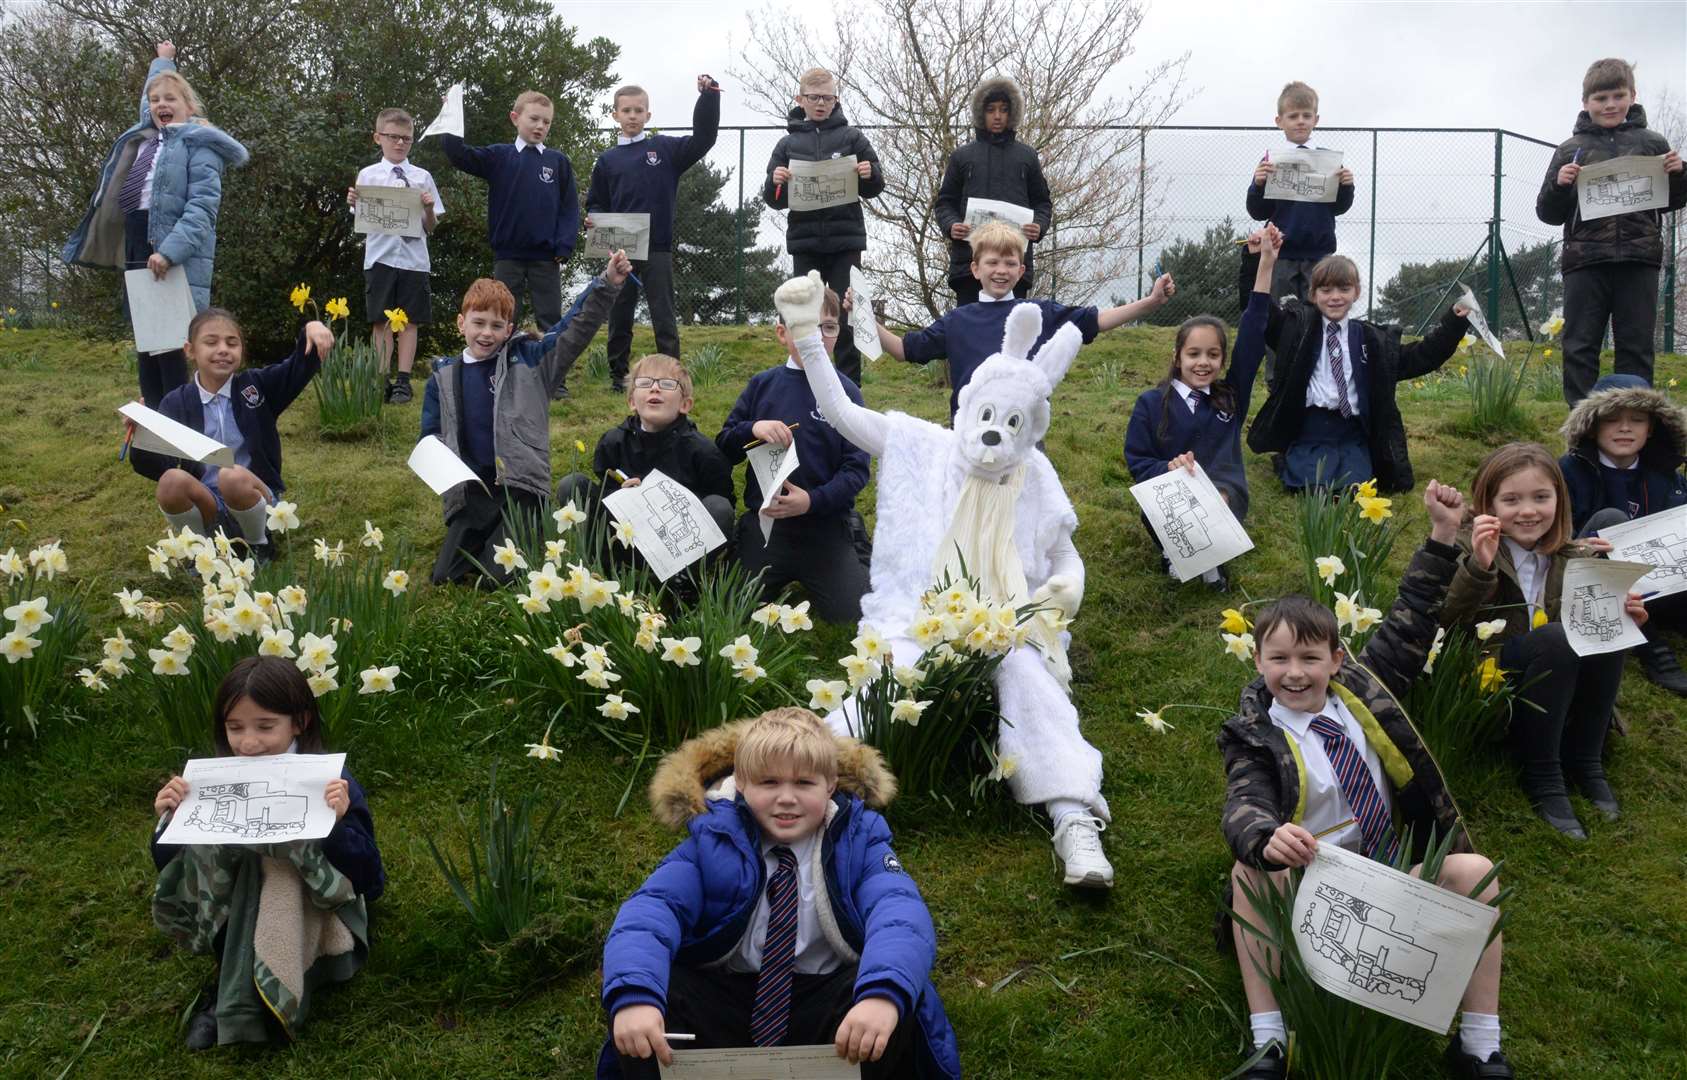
[1245,81,1354,302]
[600,708,960,1079]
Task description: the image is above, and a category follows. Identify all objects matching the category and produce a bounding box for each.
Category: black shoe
[184,999,217,1050]
[1231,1041,1286,1079]
[1635,637,1687,696]
[1569,770,1621,821]
[1203,565,1232,593]
[1529,793,1587,839]
[386,378,413,405]
[1443,1041,1515,1079]
[551,381,570,401]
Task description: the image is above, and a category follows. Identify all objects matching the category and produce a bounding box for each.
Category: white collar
[515,135,545,153]
[1322,314,1349,335]
[1284,137,1314,150]
[784,358,803,371]
[762,825,823,862]
[978,291,1010,303]
[1171,378,1207,406]
[1597,451,1640,470]
[462,347,494,366]
[1268,695,1337,738]
[617,131,648,145]
[195,374,232,404]
[1503,536,1541,567]
[380,157,412,170]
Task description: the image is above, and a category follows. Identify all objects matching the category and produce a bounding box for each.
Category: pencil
[743,422,798,451]
[1572,148,1583,165]
[606,468,628,486]
[1311,817,1357,841]
[119,428,134,462]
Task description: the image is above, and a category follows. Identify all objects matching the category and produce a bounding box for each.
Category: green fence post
[1488,131,1503,333]
[1136,127,1147,298]
[1666,211,1678,352]
[735,128,746,325]
[1368,129,1378,316]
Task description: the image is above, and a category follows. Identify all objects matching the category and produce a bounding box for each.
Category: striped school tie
[1308,714,1399,864]
[1325,321,1355,419]
[749,845,800,1046]
[119,135,161,213]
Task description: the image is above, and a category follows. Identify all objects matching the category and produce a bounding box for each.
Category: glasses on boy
[377,132,415,144]
[800,94,837,105]
[818,321,841,337]
[633,377,682,391]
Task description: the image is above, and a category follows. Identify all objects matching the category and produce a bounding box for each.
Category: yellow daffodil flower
[1136,708,1174,733]
[289,284,311,311]
[1477,656,1504,694]
[384,307,409,334]
[325,296,351,320]
[1357,496,1393,524]
[1219,608,1251,635]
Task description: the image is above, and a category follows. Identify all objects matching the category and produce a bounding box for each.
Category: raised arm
[139,45,175,126]
[775,272,887,457]
[1096,273,1173,332]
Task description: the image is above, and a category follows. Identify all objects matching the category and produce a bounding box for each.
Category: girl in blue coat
[600,709,961,1079]
[63,41,249,405]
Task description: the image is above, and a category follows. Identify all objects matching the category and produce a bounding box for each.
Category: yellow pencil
[743,422,799,451]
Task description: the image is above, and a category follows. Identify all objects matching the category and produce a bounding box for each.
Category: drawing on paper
[592,226,642,252]
[360,197,415,234]
[1300,882,1437,1002]
[180,780,310,839]
[1566,583,1624,642]
[1584,171,1655,209]
[1270,161,1329,200]
[1617,531,1687,579]
[639,480,706,559]
[792,172,849,204]
[1155,478,1213,558]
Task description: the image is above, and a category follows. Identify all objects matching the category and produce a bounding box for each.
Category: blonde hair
[146,70,205,122]
[374,107,414,129]
[798,68,837,93]
[629,353,692,400]
[968,220,1027,260]
[1470,442,1574,556]
[1277,81,1318,115]
[734,708,838,784]
[512,90,553,114]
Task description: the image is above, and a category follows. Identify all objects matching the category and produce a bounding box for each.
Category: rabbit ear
[1030,323,1082,388]
[1000,302,1043,361]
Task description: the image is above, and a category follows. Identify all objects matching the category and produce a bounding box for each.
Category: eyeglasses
[801,94,838,105]
[633,377,681,391]
[818,322,842,337]
[377,132,414,144]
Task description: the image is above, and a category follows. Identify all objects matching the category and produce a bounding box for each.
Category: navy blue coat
[598,792,961,1079]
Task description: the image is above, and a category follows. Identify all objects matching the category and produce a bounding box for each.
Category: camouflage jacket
[1440,529,1599,651]
[1218,539,1473,870]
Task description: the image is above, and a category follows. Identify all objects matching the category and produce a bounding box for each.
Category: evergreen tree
[670,159,785,325]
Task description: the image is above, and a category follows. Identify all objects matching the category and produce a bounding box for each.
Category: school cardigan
[902,298,1100,421]
[1125,290,1269,516]
[128,328,321,496]
[585,91,720,253]
[439,135,580,262]
[715,363,869,521]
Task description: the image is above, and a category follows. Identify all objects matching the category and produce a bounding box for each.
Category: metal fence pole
[1368,129,1378,316]
[1136,127,1147,298]
[1488,131,1503,333]
[735,129,746,325]
[1666,211,1678,352]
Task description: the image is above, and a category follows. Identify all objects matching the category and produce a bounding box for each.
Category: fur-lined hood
[648,718,897,829]
[969,77,1024,134]
[1560,374,1687,468]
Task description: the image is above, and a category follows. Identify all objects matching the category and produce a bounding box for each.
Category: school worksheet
[1128,462,1253,581]
[964,197,1033,230]
[1559,558,1652,656]
[1576,154,1669,222]
[159,753,346,846]
[1292,843,1500,1034]
[354,185,425,238]
[789,156,859,211]
[746,440,802,543]
[847,266,882,361]
[602,469,727,580]
[1596,507,1687,601]
[1263,148,1343,204]
[407,435,488,496]
[118,401,234,466]
[585,213,652,261]
[123,265,195,353]
[659,1045,859,1078]
[1455,284,1506,358]
[422,83,464,140]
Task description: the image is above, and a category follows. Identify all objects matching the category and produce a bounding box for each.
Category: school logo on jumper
[882,853,905,875]
[811,405,833,428]
[240,385,263,408]
[830,151,842,159]
[645,149,661,166]
[1215,408,1233,423]
[539,165,555,184]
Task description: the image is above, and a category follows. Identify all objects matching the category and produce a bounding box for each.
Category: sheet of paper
[788,156,859,212]
[585,212,652,261]
[602,469,727,581]
[118,401,234,466]
[159,753,347,846]
[1560,558,1652,656]
[1576,154,1669,222]
[422,82,464,139]
[1455,284,1506,358]
[847,265,882,361]
[1263,147,1343,204]
[1596,507,1687,601]
[964,196,1034,229]
[746,440,802,544]
[1293,843,1500,1034]
[354,184,425,238]
[660,1045,859,1079]
[1128,462,1254,581]
[407,435,488,496]
[124,265,195,353]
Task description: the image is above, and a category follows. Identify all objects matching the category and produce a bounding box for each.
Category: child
[440,90,581,343]
[932,76,1053,305]
[1245,81,1355,302]
[1559,373,1687,694]
[63,41,249,407]
[876,221,1174,422]
[599,707,960,1079]
[151,657,384,1049]
[127,310,335,559]
[1536,58,1686,405]
[1126,225,1277,590]
[1221,481,1512,1080]
[1243,248,1470,493]
[586,76,721,393]
[763,68,883,388]
[556,352,735,541]
[716,288,869,623]
[1442,443,1650,838]
[420,254,628,585]
[347,107,443,405]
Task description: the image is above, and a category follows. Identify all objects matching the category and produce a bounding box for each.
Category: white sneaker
[1051,815,1114,888]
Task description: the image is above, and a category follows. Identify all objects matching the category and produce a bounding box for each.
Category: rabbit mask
[952,303,1082,479]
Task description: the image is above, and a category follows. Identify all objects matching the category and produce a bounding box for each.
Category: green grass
[1,325,1685,1078]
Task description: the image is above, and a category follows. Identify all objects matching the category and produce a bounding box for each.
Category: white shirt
[1597,451,1639,470]
[1268,694,1391,856]
[1172,378,1206,414]
[515,135,545,153]
[136,129,165,211]
[1304,316,1358,414]
[461,348,491,366]
[354,158,445,272]
[616,132,648,146]
[1505,538,1547,619]
[725,830,841,976]
[978,291,1009,303]
[194,374,250,494]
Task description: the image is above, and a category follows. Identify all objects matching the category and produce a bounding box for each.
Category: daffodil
[325,296,351,320]
[1531,608,1548,629]
[1458,333,1474,353]
[1221,632,1255,662]
[526,563,564,602]
[99,657,132,679]
[297,632,338,673]
[278,585,308,615]
[492,538,527,573]
[579,576,621,612]
[806,678,848,711]
[661,635,702,667]
[76,667,108,691]
[963,624,995,653]
[526,720,563,761]
[1539,314,1564,337]
[384,307,410,334]
[720,635,758,666]
[1477,656,1504,694]
[307,667,340,696]
[987,754,1018,782]
[1352,606,1383,634]
[1313,555,1346,586]
[147,546,171,577]
[553,500,587,531]
[597,694,640,721]
[161,623,195,653]
[733,662,766,683]
[638,610,667,634]
[0,629,41,663]
[542,539,566,563]
[851,626,890,659]
[617,594,638,617]
[205,612,239,643]
[1474,618,1508,641]
[574,439,587,454]
[1218,608,1251,635]
[892,664,925,689]
[27,541,67,580]
[1543,348,1553,360]
[136,599,167,626]
[1356,496,1393,524]
[289,283,311,310]
[1136,708,1174,734]
[839,653,881,687]
[751,603,782,628]
[360,521,384,550]
[1354,478,1379,499]
[227,592,268,635]
[613,519,637,548]
[148,647,190,675]
[1333,591,1357,630]
[1423,626,1446,674]
[543,640,577,667]
[0,548,23,581]
[359,665,401,694]
[579,665,621,688]
[634,628,659,652]
[103,630,136,661]
[518,592,551,615]
[258,628,296,658]
[777,601,813,633]
[5,596,52,633]
[891,698,929,725]
[382,569,410,596]
[266,500,300,533]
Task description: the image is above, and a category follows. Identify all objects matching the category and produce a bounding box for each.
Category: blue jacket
[151,766,385,902]
[716,364,869,521]
[599,780,960,1077]
[903,299,1099,421]
[63,58,249,311]
[1125,291,1268,519]
[1244,146,1354,264]
[129,327,322,496]
[586,91,721,253]
[441,135,580,262]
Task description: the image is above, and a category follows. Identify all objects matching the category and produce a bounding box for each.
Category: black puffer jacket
[932,77,1054,283]
[591,414,733,504]
[1536,104,1687,274]
[763,105,884,255]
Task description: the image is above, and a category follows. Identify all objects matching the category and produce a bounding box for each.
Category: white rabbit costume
[774,272,1108,825]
